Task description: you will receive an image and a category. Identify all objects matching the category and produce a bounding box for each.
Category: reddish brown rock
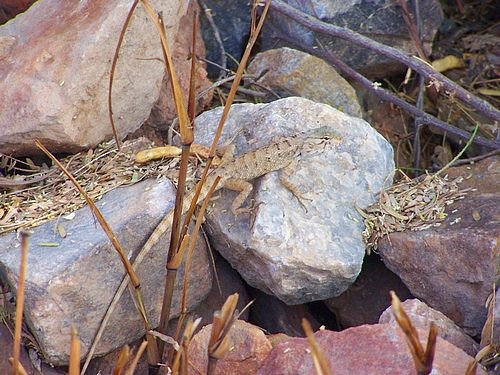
[257,324,484,375]
[188,320,272,375]
[380,298,478,356]
[0,0,187,156]
[325,254,412,328]
[378,157,499,336]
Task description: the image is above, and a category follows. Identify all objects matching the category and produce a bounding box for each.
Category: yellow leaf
[472,210,481,221]
[135,146,181,163]
[478,88,500,97]
[431,55,466,73]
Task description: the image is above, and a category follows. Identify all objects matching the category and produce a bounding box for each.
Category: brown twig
[277,32,498,150]
[269,1,500,138]
[198,0,227,79]
[11,231,29,375]
[396,0,427,61]
[107,0,140,150]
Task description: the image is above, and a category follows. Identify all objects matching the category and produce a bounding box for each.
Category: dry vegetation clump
[360,171,471,254]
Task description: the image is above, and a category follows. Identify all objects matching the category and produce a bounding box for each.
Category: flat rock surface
[194,97,394,304]
[0,0,187,155]
[378,157,499,337]
[0,179,212,365]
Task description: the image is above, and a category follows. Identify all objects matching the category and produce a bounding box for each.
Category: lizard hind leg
[223,178,255,215]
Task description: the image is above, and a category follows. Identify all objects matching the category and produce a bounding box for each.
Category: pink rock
[380,298,479,356]
[188,320,272,375]
[258,324,484,375]
[378,158,499,337]
[0,0,188,156]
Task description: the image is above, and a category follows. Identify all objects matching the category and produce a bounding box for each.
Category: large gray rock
[0,179,212,365]
[0,0,187,156]
[193,97,394,304]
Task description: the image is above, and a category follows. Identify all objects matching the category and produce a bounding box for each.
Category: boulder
[258,324,484,375]
[248,47,362,118]
[0,178,212,365]
[0,0,187,155]
[378,157,499,337]
[194,97,394,304]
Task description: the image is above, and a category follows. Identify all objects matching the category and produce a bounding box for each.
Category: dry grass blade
[35,140,156,374]
[207,293,239,375]
[390,291,437,375]
[180,177,221,318]
[8,358,27,375]
[152,6,197,359]
[124,341,148,375]
[476,288,499,369]
[170,317,202,375]
[187,8,199,122]
[112,345,130,375]
[396,0,427,61]
[178,0,271,243]
[168,177,221,365]
[11,231,29,375]
[107,0,140,150]
[464,359,479,375]
[68,326,80,375]
[302,319,332,375]
[141,0,190,142]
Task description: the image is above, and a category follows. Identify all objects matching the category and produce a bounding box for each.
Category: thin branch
[269,0,500,124]
[198,0,227,79]
[275,32,499,149]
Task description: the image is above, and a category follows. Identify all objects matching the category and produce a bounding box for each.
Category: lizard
[85,126,340,364]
